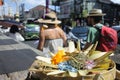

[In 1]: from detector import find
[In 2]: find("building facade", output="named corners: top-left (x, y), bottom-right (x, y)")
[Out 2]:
top-left (99, 0), bottom-right (120, 26)
top-left (58, 0), bottom-right (120, 26)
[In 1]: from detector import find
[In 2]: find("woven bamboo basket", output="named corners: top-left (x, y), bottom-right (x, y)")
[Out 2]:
top-left (29, 59), bottom-right (116, 80)
top-left (116, 69), bottom-right (120, 80)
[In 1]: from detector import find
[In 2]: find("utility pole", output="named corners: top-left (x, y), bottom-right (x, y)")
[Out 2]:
top-left (11, 0), bottom-right (19, 15)
top-left (11, 0), bottom-right (22, 21)
top-left (74, 0), bottom-right (76, 19)
top-left (46, 0), bottom-right (49, 13)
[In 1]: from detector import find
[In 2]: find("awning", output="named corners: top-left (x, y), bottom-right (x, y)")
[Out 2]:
top-left (110, 0), bottom-right (120, 5)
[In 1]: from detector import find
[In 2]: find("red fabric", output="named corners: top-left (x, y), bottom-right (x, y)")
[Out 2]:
top-left (0, 0), bottom-right (3, 6)
top-left (96, 26), bottom-right (118, 52)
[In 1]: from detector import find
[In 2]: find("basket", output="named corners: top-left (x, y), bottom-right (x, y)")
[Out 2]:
top-left (29, 59), bottom-right (116, 80)
top-left (116, 69), bottom-right (120, 80)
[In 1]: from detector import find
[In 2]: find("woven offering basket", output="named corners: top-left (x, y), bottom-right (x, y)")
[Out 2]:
top-left (116, 69), bottom-right (120, 80)
top-left (29, 59), bottom-right (116, 80)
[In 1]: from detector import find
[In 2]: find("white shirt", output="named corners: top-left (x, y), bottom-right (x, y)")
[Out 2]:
top-left (42, 39), bottom-right (63, 57)
top-left (6, 32), bottom-right (25, 41)
top-left (66, 32), bottom-right (78, 40)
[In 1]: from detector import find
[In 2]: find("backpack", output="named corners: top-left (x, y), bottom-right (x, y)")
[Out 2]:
top-left (96, 26), bottom-right (118, 52)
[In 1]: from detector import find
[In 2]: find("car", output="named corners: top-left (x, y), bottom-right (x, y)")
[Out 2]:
top-left (71, 26), bottom-right (89, 49)
top-left (21, 24), bottom-right (40, 40)
top-left (112, 25), bottom-right (120, 44)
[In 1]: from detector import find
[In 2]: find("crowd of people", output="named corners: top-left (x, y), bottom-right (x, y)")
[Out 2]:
top-left (0, 8), bottom-right (118, 57)
top-left (36, 8), bottom-right (118, 57)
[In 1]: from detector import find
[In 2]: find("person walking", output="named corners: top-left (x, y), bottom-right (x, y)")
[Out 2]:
top-left (83, 9), bottom-right (117, 52)
top-left (5, 25), bottom-right (25, 41)
top-left (65, 26), bottom-right (78, 40)
top-left (83, 9), bottom-right (106, 50)
top-left (37, 11), bottom-right (67, 57)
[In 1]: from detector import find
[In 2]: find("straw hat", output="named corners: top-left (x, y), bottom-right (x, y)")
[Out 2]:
top-left (38, 11), bottom-right (61, 24)
top-left (87, 9), bottom-right (106, 16)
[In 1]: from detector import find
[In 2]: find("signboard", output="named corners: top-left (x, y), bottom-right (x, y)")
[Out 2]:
top-left (58, 14), bottom-right (70, 19)
top-left (59, 0), bottom-right (74, 18)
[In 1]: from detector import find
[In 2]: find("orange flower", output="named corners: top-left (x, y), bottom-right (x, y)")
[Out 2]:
top-left (51, 50), bottom-right (67, 65)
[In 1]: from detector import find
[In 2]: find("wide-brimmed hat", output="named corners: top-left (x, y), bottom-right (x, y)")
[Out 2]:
top-left (38, 11), bottom-right (61, 24)
top-left (87, 9), bottom-right (106, 17)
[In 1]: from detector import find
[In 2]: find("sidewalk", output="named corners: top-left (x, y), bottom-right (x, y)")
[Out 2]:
top-left (0, 33), bottom-right (43, 80)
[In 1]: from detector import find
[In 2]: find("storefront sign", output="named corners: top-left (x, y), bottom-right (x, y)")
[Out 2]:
top-left (59, 0), bottom-right (74, 18)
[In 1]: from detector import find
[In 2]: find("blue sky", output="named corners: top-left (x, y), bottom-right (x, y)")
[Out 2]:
top-left (0, 0), bottom-right (58, 16)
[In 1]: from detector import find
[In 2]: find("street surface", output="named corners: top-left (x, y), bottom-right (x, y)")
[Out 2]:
top-left (23, 40), bottom-right (38, 49)
top-left (0, 34), bottom-right (41, 80)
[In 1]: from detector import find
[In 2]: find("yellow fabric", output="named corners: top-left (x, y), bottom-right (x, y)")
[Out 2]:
top-left (41, 26), bottom-right (46, 31)
top-left (41, 25), bottom-right (59, 31)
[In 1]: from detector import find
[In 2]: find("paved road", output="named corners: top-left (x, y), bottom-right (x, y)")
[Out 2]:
top-left (0, 34), bottom-right (41, 80)
top-left (23, 40), bottom-right (38, 49)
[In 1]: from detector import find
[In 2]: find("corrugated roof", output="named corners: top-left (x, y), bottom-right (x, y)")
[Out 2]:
top-left (110, 0), bottom-right (120, 5)
top-left (99, 0), bottom-right (120, 5)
